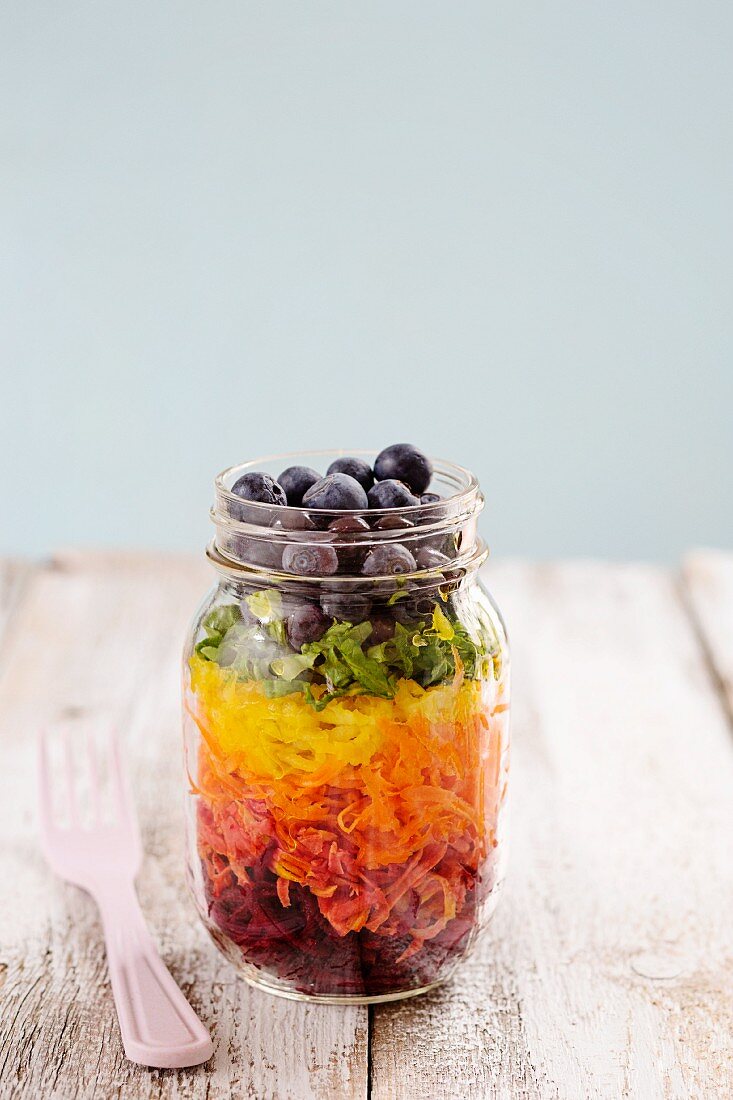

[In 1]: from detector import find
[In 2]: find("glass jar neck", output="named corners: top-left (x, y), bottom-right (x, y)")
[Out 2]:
top-left (209, 450), bottom-right (486, 585)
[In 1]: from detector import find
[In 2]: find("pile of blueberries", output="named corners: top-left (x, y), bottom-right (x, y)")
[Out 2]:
top-left (224, 443), bottom-right (455, 580)
top-left (231, 443), bottom-right (438, 511)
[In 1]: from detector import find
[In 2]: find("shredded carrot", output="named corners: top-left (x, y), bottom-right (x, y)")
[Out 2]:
top-left (276, 877), bottom-right (291, 908)
top-left (189, 653), bottom-right (509, 952)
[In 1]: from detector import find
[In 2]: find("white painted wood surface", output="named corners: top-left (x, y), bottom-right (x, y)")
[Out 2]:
top-left (682, 549), bottom-right (733, 719)
top-left (1, 552), bottom-right (732, 1099)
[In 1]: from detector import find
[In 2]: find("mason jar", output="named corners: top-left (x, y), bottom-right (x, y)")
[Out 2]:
top-left (182, 451), bottom-right (510, 1004)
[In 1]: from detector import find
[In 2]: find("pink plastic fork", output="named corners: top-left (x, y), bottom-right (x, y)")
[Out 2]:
top-left (37, 730), bottom-right (214, 1069)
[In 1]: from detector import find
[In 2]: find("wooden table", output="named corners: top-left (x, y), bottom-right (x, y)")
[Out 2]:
top-left (2, 551), bottom-right (732, 1099)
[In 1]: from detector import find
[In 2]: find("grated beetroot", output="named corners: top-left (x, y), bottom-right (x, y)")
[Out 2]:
top-left (198, 788), bottom-right (498, 1000)
top-left (200, 845), bottom-right (492, 997)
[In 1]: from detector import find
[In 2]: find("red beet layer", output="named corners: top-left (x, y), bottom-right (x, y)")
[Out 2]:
top-left (199, 842), bottom-right (495, 997)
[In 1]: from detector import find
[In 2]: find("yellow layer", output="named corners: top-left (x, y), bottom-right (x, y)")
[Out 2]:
top-left (188, 654), bottom-right (487, 782)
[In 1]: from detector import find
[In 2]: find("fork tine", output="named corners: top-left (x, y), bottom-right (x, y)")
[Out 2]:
top-left (108, 732), bottom-right (143, 863)
top-left (86, 731), bottom-right (102, 823)
top-left (62, 728), bottom-right (80, 826)
top-left (37, 729), bottom-right (54, 841)
top-left (109, 731), bottom-right (134, 826)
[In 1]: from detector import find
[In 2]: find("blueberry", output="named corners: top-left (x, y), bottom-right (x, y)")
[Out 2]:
top-left (286, 603), bottom-right (329, 649)
top-left (361, 543), bottom-right (416, 577)
top-left (328, 513), bottom-right (371, 572)
top-left (282, 543), bottom-right (339, 577)
top-left (420, 492), bottom-right (441, 505)
top-left (277, 465), bottom-right (321, 507)
top-left (271, 510), bottom-right (317, 532)
top-left (368, 611), bottom-right (397, 645)
top-left (392, 598), bottom-right (421, 627)
top-left (417, 530), bottom-right (455, 555)
top-left (302, 473), bottom-right (369, 511)
top-left (373, 514), bottom-right (414, 531)
top-left (374, 444), bottom-right (433, 495)
top-left (230, 471), bottom-right (287, 507)
top-left (367, 480), bottom-right (420, 510)
top-left (414, 547), bottom-right (451, 571)
top-left (320, 592), bottom-right (371, 624)
top-left (404, 591), bottom-right (440, 619)
top-left (328, 515), bottom-right (371, 535)
top-left (326, 457), bottom-right (374, 493)
top-left (225, 534), bottom-right (283, 570)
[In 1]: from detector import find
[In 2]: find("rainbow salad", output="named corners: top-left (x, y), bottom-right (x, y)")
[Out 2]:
top-left (185, 590), bottom-right (509, 998)
top-left (183, 443), bottom-right (510, 1000)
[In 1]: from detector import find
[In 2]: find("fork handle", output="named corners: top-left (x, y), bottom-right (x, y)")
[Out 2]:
top-left (96, 884), bottom-right (214, 1068)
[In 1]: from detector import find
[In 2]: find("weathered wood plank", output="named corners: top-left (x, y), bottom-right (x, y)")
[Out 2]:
top-left (0, 553), bottom-right (368, 1100)
top-left (370, 561), bottom-right (733, 1099)
top-left (681, 549), bottom-right (733, 720)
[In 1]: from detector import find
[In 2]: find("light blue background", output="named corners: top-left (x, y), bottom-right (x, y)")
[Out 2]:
top-left (2, 2), bottom-right (731, 560)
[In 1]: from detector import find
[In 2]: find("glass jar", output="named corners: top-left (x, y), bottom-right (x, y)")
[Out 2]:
top-left (182, 451), bottom-right (510, 1004)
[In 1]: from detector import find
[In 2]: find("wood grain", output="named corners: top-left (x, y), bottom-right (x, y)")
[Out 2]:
top-left (3, 552), bottom-right (733, 1099)
top-left (0, 553), bottom-right (367, 1100)
top-left (370, 560), bottom-right (733, 1099)
top-left (681, 549), bottom-right (733, 720)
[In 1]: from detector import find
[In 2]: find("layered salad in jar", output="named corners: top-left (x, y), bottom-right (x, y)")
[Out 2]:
top-left (183, 444), bottom-right (510, 1002)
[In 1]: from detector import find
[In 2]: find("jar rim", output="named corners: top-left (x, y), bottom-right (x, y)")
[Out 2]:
top-left (205, 537), bottom-right (490, 587)
top-left (211, 449), bottom-right (485, 582)
top-left (214, 449), bottom-right (481, 521)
